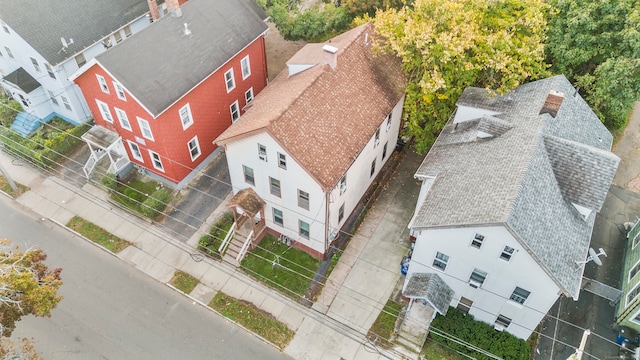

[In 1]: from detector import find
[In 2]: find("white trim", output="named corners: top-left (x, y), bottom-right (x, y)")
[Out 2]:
top-left (148, 150), bottom-right (164, 172)
top-left (114, 107), bottom-right (132, 131)
top-left (113, 81), bottom-right (127, 101)
top-left (629, 258), bottom-right (640, 282)
top-left (224, 68), bottom-right (236, 93)
top-left (95, 99), bottom-right (113, 123)
top-left (630, 307), bottom-right (640, 326)
top-left (245, 87), bottom-right (254, 105)
top-left (179, 103), bottom-right (194, 130)
top-left (188, 135), bottom-right (201, 161)
top-left (241, 55), bottom-right (251, 80)
top-left (627, 281), bottom-right (640, 308)
top-left (96, 74), bottom-right (109, 94)
top-left (137, 117), bottom-right (154, 141)
top-left (127, 140), bottom-right (143, 162)
top-left (230, 100), bottom-right (240, 123)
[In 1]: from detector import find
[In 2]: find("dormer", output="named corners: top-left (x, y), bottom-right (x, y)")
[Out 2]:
top-left (453, 105), bottom-right (501, 123)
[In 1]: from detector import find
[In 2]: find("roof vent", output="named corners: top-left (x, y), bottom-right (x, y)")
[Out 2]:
top-left (539, 90), bottom-right (565, 118)
top-left (322, 44), bottom-right (338, 69)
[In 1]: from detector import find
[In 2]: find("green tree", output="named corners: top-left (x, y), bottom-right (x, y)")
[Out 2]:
top-left (368, 0), bottom-right (549, 152)
top-left (0, 239), bottom-right (62, 337)
top-left (546, 0), bottom-right (640, 129)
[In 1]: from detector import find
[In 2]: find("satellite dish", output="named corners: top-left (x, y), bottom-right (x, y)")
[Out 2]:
top-left (61, 37), bottom-right (68, 48)
top-left (576, 247), bottom-right (607, 268)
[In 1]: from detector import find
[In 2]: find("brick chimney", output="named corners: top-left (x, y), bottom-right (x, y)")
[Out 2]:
top-left (322, 44), bottom-right (338, 69)
top-left (539, 90), bottom-right (565, 118)
top-left (166, 0), bottom-right (182, 17)
top-left (147, 0), bottom-right (160, 22)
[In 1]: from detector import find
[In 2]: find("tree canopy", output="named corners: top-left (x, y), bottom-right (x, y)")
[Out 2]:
top-left (546, 0), bottom-right (640, 129)
top-left (0, 239), bottom-right (62, 337)
top-left (367, 0), bottom-right (550, 152)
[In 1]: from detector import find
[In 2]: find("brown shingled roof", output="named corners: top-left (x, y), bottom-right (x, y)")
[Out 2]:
top-left (215, 23), bottom-right (406, 191)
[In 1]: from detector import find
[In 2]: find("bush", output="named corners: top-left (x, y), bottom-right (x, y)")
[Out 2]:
top-left (141, 189), bottom-right (170, 218)
top-left (100, 173), bottom-right (118, 191)
top-left (198, 212), bottom-right (235, 256)
top-left (0, 98), bottom-right (22, 128)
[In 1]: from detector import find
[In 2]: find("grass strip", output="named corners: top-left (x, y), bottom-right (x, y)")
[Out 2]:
top-left (0, 175), bottom-right (28, 197)
top-left (367, 299), bottom-right (402, 348)
top-left (169, 270), bottom-right (199, 294)
top-left (66, 216), bottom-right (131, 253)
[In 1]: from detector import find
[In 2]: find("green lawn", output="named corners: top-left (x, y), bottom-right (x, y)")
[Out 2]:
top-left (240, 234), bottom-right (321, 297)
top-left (209, 292), bottom-right (294, 349)
top-left (169, 270), bottom-right (199, 294)
top-left (367, 300), bottom-right (402, 348)
top-left (198, 212), bottom-right (234, 258)
top-left (66, 216), bottom-right (131, 253)
top-left (0, 175), bottom-right (28, 197)
top-left (423, 338), bottom-right (464, 360)
top-left (112, 179), bottom-right (158, 214)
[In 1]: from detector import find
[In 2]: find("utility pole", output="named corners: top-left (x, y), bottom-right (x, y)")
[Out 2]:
top-left (0, 162), bottom-right (18, 195)
top-left (566, 329), bottom-right (590, 360)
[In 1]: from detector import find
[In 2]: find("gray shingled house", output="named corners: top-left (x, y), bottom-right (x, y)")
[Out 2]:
top-left (404, 75), bottom-right (619, 341)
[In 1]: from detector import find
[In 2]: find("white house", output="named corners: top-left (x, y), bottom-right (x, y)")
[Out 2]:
top-left (0, 0), bottom-right (155, 135)
top-left (215, 23), bottom-right (406, 258)
top-left (404, 75), bottom-right (620, 340)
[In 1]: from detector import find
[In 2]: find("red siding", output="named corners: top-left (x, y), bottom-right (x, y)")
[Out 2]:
top-left (74, 36), bottom-right (268, 185)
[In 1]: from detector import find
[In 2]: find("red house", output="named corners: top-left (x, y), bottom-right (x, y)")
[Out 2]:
top-left (71, 0), bottom-right (269, 187)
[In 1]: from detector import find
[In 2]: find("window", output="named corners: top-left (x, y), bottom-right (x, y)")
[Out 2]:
top-left (245, 88), bottom-right (254, 105)
top-left (273, 208), bottom-right (283, 226)
top-left (469, 268), bottom-right (487, 288)
top-left (632, 309), bottom-right (640, 325)
top-left (1, 21), bottom-right (9, 34)
top-left (630, 260), bottom-right (640, 281)
top-left (230, 101), bottom-right (240, 122)
top-left (278, 152), bottom-right (287, 169)
top-left (224, 69), bottom-right (235, 92)
top-left (374, 127), bottom-right (380, 147)
top-left (179, 104), bottom-right (193, 129)
top-left (75, 53), bottom-right (86, 67)
top-left (47, 90), bottom-right (58, 106)
top-left (258, 144), bottom-right (267, 161)
top-left (457, 297), bottom-right (473, 314)
top-left (114, 82), bottom-right (126, 101)
top-left (500, 246), bottom-right (515, 261)
top-left (97, 75), bottom-right (109, 93)
top-left (4, 46), bottom-right (14, 59)
top-left (299, 220), bottom-right (310, 239)
top-left (127, 141), bottom-right (143, 162)
top-left (123, 25), bottom-right (132, 37)
top-left (634, 235), bottom-right (640, 250)
top-left (188, 136), bottom-right (201, 161)
top-left (114, 31), bottom-right (122, 43)
top-left (298, 190), bottom-right (309, 210)
top-left (386, 111), bottom-right (393, 130)
top-left (30, 57), bottom-right (40, 73)
top-left (96, 100), bottom-right (113, 123)
top-left (243, 165), bottom-right (255, 185)
top-left (114, 108), bottom-right (132, 131)
top-left (241, 56), bottom-right (251, 79)
top-left (338, 203), bottom-right (345, 222)
top-left (370, 159), bottom-right (376, 177)
top-left (45, 63), bottom-right (55, 79)
top-left (432, 252), bottom-right (449, 271)
top-left (269, 177), bottom-right (281, 197)
top-left (339, 175), bottom-right (347, 195)
top-left (137, 117), bottom-right (154, 141)
top-left (471, 233), bottom-right (484, 249)
top-left (382, 142), bottom-right (388, 160)
top-left (510, 287), bottom-right (531, 304)
top-left (149, 150), bottom-right (164, 172)
top-left (495, 315), bottom-right (512, 329)
top-left (61, 96), bottom-right (72, 111)
top-left (628, 283), bottom-right (640, 307)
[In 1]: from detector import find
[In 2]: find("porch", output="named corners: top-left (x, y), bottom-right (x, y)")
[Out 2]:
top-left (81, 126), bottom-right (131, 179)
top-left (218, 188), bottom-right (267, 264)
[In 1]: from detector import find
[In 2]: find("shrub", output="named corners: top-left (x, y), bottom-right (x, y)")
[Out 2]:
top-left (141, 189), bottom-right (170, 218)
top-left (0, 98), bottom-right (22, 128)
top-left (198, 212), bottom-right (234, 256)
top-left (100, 173), bottom-right (118, 191)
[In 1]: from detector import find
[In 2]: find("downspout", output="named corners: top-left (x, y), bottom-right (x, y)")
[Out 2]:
top-left (325, 191), bottom-right (330, 255)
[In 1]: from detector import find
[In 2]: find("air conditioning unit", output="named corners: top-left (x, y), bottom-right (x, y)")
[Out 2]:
top-left (469, 280), bottom-right (482, 289)
top-left (494, 324), bottom-right (505, 332)
top-left (258, 153), bottom-right (267, 161)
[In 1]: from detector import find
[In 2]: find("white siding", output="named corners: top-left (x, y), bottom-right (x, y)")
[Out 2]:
top-left (407, 225), bottom-right (560, 340)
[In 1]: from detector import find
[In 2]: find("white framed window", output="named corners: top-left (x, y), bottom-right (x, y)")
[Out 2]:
top-left (97, 75), bottom-right (109, 94)
top-left (631, 308), bottom-right (640, 326)
top-left (338, 203), bottom-right (345, 222)
top-left (386, 111), bottom-right (393, 130)
top-left (47, 90), bottom-right (58, 106)
top-left (127, 141), bottom-right (143, 162)
top-left (370, 159), bottom-right (376, 177)
top-left (382, 142), bottom-right (388, 160)
top-left (298, 190), bottom-right (309, 210)
top-left (114, 108), bottom-right (132, 131)
top-left (495, 314), bottom-right (512, 329)
top-left (188, 136), bottom-right (201, 161)
top-left (240, 56), bottom-right (251, 79)
top-left (224, 69), bottom-right (235, 92)
top-left (627, 282), bottom-right (640, 307)
top-left (4, 46), bottom-right (14, 59)
top-left (500, 245), bottom-right (515, 261)
top-left (270, 177), bottom-right (281, 197)
top-left (471, 233), bottom-right (484, 249)
top-left (230, 101), bottom-right (240, 122)
top-left (103, 37), bottom-right (113, 49)
top-left (374, 127), bottom-right (380, 147)
top-left (179, 104), bottom-right (193, 129)
top-left (137, 117), bottom-right (154, 141)
top-left (457, 297), bottom-right (473, 314)
top-left (469, 268), bottom-right (487, 288)
top-left (509, 287), bottom-right (531, 304)
top-left (1, 21), bottom-right (9, 34)
top-left (339, 175), bottom-right (347, 195)
top-left (75, 53), bottom-right (86, 67)
top-left (630, 259), bottom-right (640, 282)
top-left (113, 82), bottom-right (126, 101)
top-left (45, 63), bottom-right (55, 79)
top-left (149, 150), bottom-right (164, 172)
top-left (243, 165), bottom-right (255, 185)
top-left (96, 100), bottom-right (113, 123)
top-left (278, 152), bottom-right (287, 169)
top-left (30, 57), bottom-right (41, 73)
top-left (273, 208), bottom-right (283, 226)
top-left (299, 220), bottom-right (310, 239)
top-left (124, 25), bottom-right (132, 37)
top-left (245, 87), bottom-right (254, 105)
top-left (258, 144), bottom-right (267, 161)
top-left (633, 234), bottom-right (640, 250)
top-left (114, 31), bottom-right (122, 43)
top-left (61, 96), bottom-right (72, 111)
top-left (432, 251), bottom-right (449, 271)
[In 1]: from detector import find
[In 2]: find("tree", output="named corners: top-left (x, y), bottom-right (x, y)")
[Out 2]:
top-left (0, 239), bottom-right (62, 337)
top-left (367, 0), bottom-right (550, 152)
top-left (546, 0), bottom-right (640, 129)
top-left (0, 338), bottom-right (42, 360)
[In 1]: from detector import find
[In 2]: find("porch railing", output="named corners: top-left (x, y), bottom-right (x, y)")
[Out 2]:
top-left (236, 230), bottom-right (254, 262)
top-left (218, 221), bottom-right (236, 256)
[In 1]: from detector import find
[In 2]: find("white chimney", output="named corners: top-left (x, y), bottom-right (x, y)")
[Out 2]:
top-left (322, 44), bottom-right (338, 69)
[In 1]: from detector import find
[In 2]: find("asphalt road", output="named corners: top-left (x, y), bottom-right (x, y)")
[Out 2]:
top-left (0, 196), bottom-right (290, 360)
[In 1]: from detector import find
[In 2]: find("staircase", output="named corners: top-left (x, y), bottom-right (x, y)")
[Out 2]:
top-left (223, 232), bottom-right (248, 265)
top-left (11, 111), bottom-right (42, 136)
top-left (395, 302), bottom-right (434, 353)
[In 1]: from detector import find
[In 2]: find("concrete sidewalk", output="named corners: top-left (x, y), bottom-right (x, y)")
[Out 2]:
top-left (0, 148), bottom-right (420, 360)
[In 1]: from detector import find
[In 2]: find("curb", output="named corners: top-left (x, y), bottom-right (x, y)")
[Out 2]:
top-left (46, 217), bottom-right (120, 258)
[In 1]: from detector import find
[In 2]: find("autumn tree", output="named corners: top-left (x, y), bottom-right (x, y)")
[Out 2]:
top-left (0, 338), bottom-right (42, 360)
top-left (0, 239), bottom-right (62, 337)
top-left (367, 0), bottom-right (550, 152)
top-left (545, 0), bottom-right (640, 129)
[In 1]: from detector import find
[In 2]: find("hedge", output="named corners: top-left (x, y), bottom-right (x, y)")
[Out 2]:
top-left (141, 189), bottom-right (170, 218)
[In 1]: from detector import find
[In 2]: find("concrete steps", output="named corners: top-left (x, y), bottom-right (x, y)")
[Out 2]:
top-left (10, 111), bottom-right (42, 136)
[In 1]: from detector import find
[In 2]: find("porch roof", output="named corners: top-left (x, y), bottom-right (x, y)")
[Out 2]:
top-left (227, 187), bottom-right (265, 218)
top-left (81, 126), bottom-right (120, 149)
top-left (3, 67), bottom-right (41, 93)
top-left (404, 273), bottom-right (454, 315)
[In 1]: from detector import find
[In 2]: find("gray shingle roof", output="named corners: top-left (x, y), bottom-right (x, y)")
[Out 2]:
top-left (0, 0), bottom-right (150, 66)
top-left (95, 0), bottom-right (268, 117)
top-left (412, 75), bottom-right (620, 299)
top-left (403, 273), bottom-right (454, 315)
top-left (3, 67), bottom-right (41, 93)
